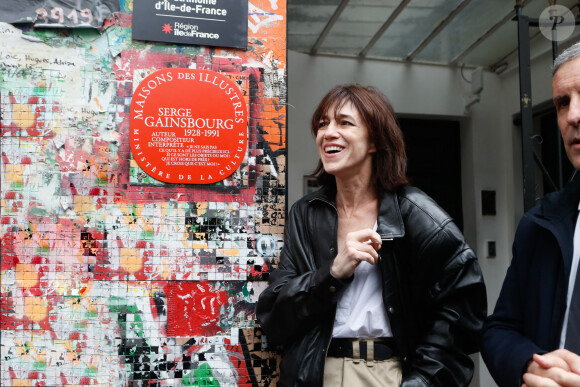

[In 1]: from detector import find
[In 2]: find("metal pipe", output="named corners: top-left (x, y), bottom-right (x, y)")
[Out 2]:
top-left (451, 0), bottom-right (532, 65)
top-left (406, 0), bottom-right (472, 61)
top-left (359, 0), bottom-right (411, 57)
top-left (310, 0), bottom-right (350, 55)
top-left (516, 8), bottom-right (538, 210)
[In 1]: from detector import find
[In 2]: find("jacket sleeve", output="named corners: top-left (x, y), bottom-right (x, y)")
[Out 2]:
top-left (480, 219), bottom-right (545, 387)
top-left (400, 214), bottom-right (487, 387)
top-left (255, 201), bottom-right (349, 346)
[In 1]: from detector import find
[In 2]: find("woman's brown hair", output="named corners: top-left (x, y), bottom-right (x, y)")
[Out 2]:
top-left (310, 84), bottom-right (409, 191)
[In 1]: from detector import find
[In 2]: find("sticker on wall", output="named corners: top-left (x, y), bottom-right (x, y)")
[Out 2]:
top-left (256, 235), bottom-right (277, 257)
top-left (0, 0), bottom-right (120, 28)
top-left (130, 68), bottom-right (248, 184)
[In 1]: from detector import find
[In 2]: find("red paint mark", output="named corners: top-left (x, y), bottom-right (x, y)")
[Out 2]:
top-left (0, 233), bottom-right (18, 270)
top-left (136, 240), bottom-right (149, 249)
top-left (31, 256), bottom-right (43, 264)
top-left (165, 281), bottom-right (228, 336)
top-left (60, 175), bottom-right (78, 195)
top-left (94, 240), bottom-right (149, 281)
top-left (2, 95), bottom-right (57, 137)
top-left (185, 344), bottom-right (204, 354)
top-left (1, 216), bottom-right (15, 224)
top-left (226, 344), bottom-right (253, 385)
top-left (103, 11), bottom-right (131, 29)
top-left (27, 287), bottom-right (44, 297)
top-left (69, 331), bottom-right (81, 340)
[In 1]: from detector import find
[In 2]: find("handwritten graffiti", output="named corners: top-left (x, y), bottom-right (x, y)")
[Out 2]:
top-left (248, 3), bottom-right (284, 34)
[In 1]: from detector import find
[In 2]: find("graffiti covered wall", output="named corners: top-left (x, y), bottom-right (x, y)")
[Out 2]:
top-left (0, 1), bottom-right (285, 385)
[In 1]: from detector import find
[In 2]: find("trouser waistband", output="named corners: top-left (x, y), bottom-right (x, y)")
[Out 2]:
top-left (327, 338), bottom-right (398, 361)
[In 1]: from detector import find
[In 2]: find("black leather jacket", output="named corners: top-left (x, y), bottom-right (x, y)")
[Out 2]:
top-left (256, 185), bottom-right (487, 386)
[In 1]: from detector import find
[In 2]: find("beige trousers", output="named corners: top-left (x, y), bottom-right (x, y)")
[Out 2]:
top-left (323, 356), bottom-right (403, 387)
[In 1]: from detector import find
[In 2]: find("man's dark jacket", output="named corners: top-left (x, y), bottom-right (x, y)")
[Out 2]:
top-left (256, 185), bottom-right (487, 386)
top-left (481, 174), bottom-right (580, 387)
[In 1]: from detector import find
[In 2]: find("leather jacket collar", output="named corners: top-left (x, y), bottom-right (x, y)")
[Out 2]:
top-left (307, 184), bottom-right (405, 240)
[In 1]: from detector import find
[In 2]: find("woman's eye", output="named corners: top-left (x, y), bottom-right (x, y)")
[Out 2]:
top-left (341, 120), bottom-right (353, 126)
top-left (318, 121), bottom-right (328, 128)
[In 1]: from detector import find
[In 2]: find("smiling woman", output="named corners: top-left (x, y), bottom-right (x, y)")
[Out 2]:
top-left (256, 84), bottom-right (487, 387)
top-left (310, 85), bottom-right (408, 192)
top-left (314, 100), bottom-right (375, 182)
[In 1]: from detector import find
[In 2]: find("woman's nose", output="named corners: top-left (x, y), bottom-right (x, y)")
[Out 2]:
top-left (323, 122), bottom-right (339, 138)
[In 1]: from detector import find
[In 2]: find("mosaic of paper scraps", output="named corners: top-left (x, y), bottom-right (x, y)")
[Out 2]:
top-left (1, 1), bottom-right (285, 385)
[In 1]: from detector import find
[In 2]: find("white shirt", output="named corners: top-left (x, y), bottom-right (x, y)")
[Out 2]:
top-left (332, 222), bottom-right (393, 338)
top-left (559, 202), bottom-right (580, 348)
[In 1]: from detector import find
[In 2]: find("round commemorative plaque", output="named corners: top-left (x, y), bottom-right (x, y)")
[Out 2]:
top-left (130, 68), bottom-right (247, 184)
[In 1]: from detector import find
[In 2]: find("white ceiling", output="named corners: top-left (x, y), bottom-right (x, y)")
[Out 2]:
top-left (287, 0), bottom-right (580, 71)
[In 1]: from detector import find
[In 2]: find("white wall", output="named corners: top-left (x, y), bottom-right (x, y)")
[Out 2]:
top-left (287, 38), bottom-right (568, 385)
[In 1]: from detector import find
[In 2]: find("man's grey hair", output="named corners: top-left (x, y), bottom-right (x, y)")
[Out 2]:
top-left (553, 41), bottom-right (580, 75)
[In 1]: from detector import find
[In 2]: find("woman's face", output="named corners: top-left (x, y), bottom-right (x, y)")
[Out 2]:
top-left (315, 100), bottom-right (376, 180)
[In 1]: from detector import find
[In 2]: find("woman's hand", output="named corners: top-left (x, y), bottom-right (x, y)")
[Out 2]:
top-left (330, 228), bottom-right (382, 279)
